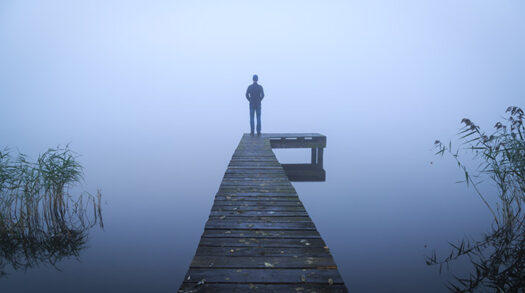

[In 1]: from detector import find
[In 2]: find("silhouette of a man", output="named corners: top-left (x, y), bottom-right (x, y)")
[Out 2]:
top-left (245, 74), bottom-right (264, 135)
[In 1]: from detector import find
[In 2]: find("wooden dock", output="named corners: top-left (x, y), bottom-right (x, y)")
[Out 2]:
top-left (178, 134), bottom-right (347, 293)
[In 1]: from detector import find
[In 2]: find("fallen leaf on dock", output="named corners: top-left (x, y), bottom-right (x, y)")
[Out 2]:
top-left (306, 258), bottom-right (314, 265)
top-left (328, 278), bottom-right (334, 285)
top-left (264, 262), bottom-right (274, 268)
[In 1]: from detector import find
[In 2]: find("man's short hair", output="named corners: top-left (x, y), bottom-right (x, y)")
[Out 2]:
top-left (253, 74), bottom-right (258, 82)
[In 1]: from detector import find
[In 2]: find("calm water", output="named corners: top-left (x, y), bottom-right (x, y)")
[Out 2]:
top-left (0, 123), bottom-right (499, 292)
top-left (1, 1), bottom-right (523, 292)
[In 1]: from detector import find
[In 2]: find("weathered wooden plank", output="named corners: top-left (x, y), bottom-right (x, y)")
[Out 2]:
top-left (215, 194), bottom-right (298, 202)
top-left (201, 229), bottom-right (321, 239)
top-left (224, 169), bottom-right (285, 172)
top-left (217, 190), bottom-right (296, 194)
top-left (230, 157), bottom-right (272, 160)
top-left (221, 177), bottom-right (290, 181)
top-left (223, 174), bottom-right (288, 178)
top-left (182, 268), bottom-right (343, 284)
top-left (226, 166), bottom-right (283, 170)
top-left (197, 237), bottom-right (326, 248)
top-left (218, 186), bottom-right (296, 191)
top-left (219, 184), bottom-right (293, 189)
top-left (217, 190), bottom-right (297, 194)
top-left (208, 216), bottom-right (313, 222)
top-left (263, 133), bottom-right (324, 138)
top-left (204, 221), bottom-right (316, 230)
top-left (178, 283), bottom-right (348, 293)
top-left (215, 196), bottom-right (299, 201)
top-left (212, 201), bottom-right (303, 206)
top-left (210, 210), bottom-right (309, 217)
top-left (220, 180), bottom-right (291, 185)
top-left (211, 205), bottom-right (306, 211)
top-left (190, 256), bottom-right (336, 269)
top-left (195, 246), bottom-right (331, 257)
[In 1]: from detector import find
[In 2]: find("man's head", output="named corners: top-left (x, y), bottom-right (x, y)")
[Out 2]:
top-left (252, 74), bottom-right (258, 82)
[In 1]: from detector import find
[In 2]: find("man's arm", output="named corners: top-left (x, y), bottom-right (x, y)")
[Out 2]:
top-left (260, 86), bottom-right (264, 100)
top-left (245, 86), bottom-right (251, 101)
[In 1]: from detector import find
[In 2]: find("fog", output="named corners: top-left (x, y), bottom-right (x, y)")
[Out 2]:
top-left (1, 1), bottom-right (524, 292)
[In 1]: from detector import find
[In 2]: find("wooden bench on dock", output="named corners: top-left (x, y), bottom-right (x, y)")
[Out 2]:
top-left (178, 133), bottom-right (347, 293)
top-left (267, 133), bottom-right (326, 182)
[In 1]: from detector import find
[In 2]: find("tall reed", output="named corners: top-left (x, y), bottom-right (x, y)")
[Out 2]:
top-left (429, 107), bottom-right (524, 292)
top-left (0, 146), bottom-right (103, 276)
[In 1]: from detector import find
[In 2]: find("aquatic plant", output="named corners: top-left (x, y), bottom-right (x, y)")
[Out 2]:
top-left (0, 146), bottom-right (103, 276)
top-left (428, 107), bottom-right (524, 292)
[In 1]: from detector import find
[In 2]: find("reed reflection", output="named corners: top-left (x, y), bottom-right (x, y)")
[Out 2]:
top-left (0, 147), bottom-right (103, 277)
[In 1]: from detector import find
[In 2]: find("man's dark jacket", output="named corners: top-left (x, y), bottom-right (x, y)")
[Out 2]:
top-left (246, 83), bottom-right (264, 105)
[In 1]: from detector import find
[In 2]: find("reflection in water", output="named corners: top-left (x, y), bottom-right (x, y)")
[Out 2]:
top-left (281, 163), bottom-right (326, 182)
top-left (0, 147), bottom-right (103, 277)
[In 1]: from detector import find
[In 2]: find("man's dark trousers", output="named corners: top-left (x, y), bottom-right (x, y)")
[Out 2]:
top-left (250, 103), bottom-right (261, 134)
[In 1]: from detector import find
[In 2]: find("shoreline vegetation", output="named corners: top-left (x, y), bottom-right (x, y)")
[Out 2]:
top-left (429, 107), bottom-right (524, 292)
top-left (0, 146), bottom-right (103, 277)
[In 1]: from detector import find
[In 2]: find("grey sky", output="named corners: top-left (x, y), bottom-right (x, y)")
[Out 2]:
top-left (2, 1), bottom-right (524, 144)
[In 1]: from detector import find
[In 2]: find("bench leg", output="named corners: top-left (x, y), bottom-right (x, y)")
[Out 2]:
top-left (311, 148), bottom-right (317, 165)
top-left (317, 148), bottom-right (323, 168)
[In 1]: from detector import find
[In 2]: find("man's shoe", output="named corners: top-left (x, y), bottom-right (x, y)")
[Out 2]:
top-left (257, 132), bottom-right (261, 136)
top-left (250, 132), bottom-right (254, 136)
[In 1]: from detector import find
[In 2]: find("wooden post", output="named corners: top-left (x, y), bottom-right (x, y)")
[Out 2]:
top-left (311, 148), bottom-right (317, 165)
top-left (318, 148), bottom-right (324, 168)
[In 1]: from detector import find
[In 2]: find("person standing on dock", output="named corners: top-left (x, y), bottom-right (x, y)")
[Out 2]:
top-left (245, 74), bottom-right (264, 135)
